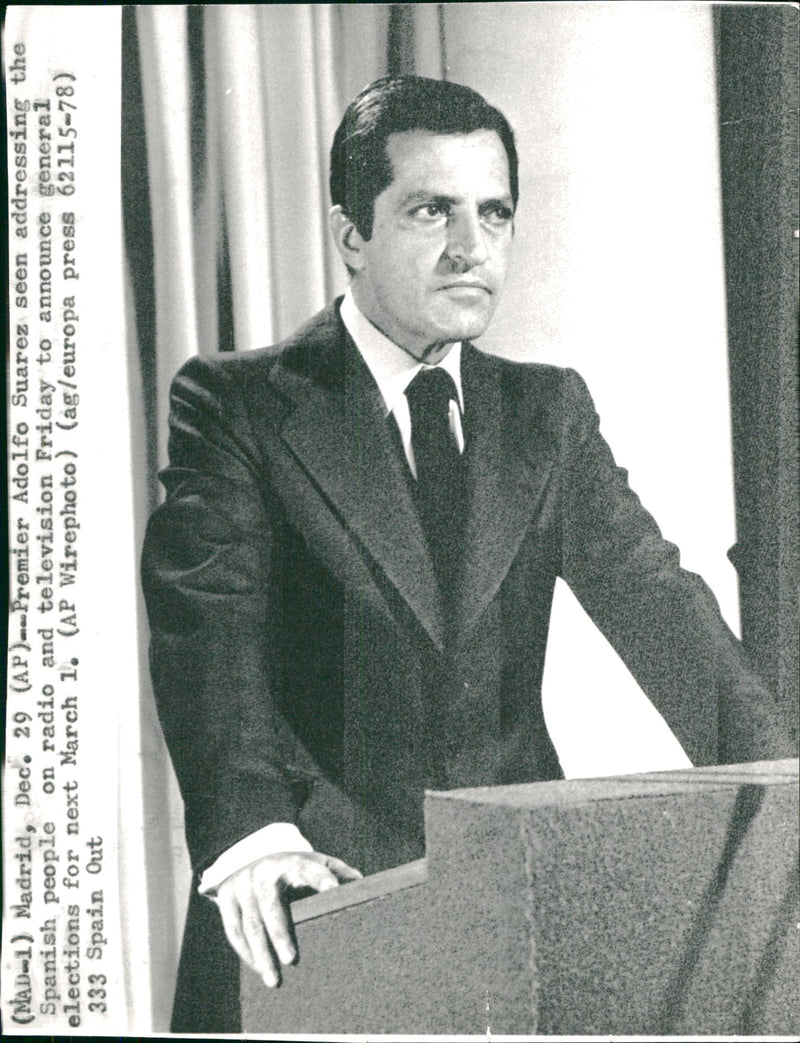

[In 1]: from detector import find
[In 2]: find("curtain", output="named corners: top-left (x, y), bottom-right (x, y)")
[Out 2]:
top-left (715, 4), bottom-right (799, 742)
top-left (122, 3), bottom-right (760, 1029)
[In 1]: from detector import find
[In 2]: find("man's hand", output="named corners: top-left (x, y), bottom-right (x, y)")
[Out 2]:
top-left (214, 851), bottom-right (362, 988)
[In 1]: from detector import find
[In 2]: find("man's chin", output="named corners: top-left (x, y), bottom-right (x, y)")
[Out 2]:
top-left (432, 303), bottom-right (496, 344)
top-left (441, 317), bottom-right (493, 344)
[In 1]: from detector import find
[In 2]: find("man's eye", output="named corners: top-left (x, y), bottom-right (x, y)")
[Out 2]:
top-left (411, 203), bottom-right (449, 221)
top-left (482, 204), bottom-right (513, 226)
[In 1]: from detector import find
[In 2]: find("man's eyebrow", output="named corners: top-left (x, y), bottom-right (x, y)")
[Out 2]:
top-left (398, 191), bottom-right (514, 208)
top-left (479, 195), bottom-right (515, 210)
top-left (399, 191), bottom-right (460, 207)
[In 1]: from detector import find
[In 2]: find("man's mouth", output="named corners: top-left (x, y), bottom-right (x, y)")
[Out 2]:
top-left (439, 281), bottom-right (492, 294)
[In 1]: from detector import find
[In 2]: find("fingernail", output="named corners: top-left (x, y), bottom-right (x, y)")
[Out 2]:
top-left (261, 967), bottom-right (279, 988)
top-left (278, 945), bottom-right (296, 966)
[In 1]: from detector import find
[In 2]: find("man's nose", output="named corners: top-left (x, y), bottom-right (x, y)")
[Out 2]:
top-left (445, 210), bottom-right (489, 268)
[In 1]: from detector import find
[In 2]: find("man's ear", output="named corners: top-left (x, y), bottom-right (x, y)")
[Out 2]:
top-left (329, 205), bottom-right (367, 273)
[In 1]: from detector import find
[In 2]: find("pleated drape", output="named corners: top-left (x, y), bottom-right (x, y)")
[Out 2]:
top-left (135, 8), bottom-right (202, 470)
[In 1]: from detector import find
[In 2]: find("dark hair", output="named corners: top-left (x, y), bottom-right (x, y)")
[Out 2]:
top-left (330, 75), bottom-right (519, 240)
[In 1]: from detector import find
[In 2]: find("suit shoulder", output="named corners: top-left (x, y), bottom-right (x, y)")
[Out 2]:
top-left (467, 351), bottom-right (598, 456)
top-left (173, 302), bottom-right (342, 393)
top-left (478, 351), bottom-right (593, 406)
top-left (174, 345), bottom-right (279, 390)
top-left (491, 353), bottom-right (582, 382)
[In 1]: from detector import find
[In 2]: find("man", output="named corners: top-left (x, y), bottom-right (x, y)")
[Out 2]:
top-left (141, 75), bottom-right (792, 1032)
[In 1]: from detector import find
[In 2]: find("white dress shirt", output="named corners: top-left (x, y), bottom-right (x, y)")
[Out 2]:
top-left (340, 289), bottom-right (465, 475)
top-left (199, 289), bottom-right (466, 896)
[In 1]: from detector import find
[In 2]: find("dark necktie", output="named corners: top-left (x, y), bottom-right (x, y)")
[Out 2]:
top-left (405, 367), bottom-right (467, 608)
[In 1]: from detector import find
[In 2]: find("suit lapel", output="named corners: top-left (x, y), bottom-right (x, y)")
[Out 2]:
top-left (272, 309), bottom-right (445, 651)
top-left (455, 346), bottom-right (557, 640)
top-left (268, 307), bottom-right (558, 653)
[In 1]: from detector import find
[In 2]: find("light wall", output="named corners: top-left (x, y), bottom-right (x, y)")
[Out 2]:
top-left (445, 3), bottom-right (735, 775)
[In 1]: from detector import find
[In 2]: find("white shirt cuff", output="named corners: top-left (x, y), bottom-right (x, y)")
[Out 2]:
top-left (198, 823), bottom-right (313, 896)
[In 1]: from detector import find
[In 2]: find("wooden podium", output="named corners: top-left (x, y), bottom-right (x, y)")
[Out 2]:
top-left (241, 759), bottom-right (798, 1035)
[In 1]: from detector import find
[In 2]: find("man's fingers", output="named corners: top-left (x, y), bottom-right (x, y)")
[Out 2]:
top-left (217, 874), bottom-right (282, 987)
top-left (215, 887), bottom-right (253, 967)
top-left (277, 852), bottom-right (362, 892)
top-left (255, 853), bottom-right (363, 968)
top-left (212, 851), bottom-right (364, 989)
top-left (239, 888), bottom-right (281, 987)
top-left (323, 855), bottom-right (363, 883)
top-left (255, 881), bottom-right (296, 968)
top-left (279, 853), bottom-right (342, 894)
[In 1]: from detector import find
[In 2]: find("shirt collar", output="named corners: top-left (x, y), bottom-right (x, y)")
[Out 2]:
top-left (340, 288), bottom-right (464, 418)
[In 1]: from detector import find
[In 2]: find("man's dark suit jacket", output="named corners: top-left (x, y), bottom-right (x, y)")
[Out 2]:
top-left (141, 301), bottom-right (791, 1032)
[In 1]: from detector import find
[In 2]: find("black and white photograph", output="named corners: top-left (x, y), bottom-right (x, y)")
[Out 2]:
top-left (3, 3), bottom-right (798, 1037)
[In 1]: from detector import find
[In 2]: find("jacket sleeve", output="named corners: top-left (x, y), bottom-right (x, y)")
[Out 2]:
top-left (557, 368), bottom-right (795, 767)
top-left (141, 354), bottom-right (315, 874)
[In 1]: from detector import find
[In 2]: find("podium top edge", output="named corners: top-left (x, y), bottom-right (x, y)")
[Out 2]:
top-left (425, 758), bottom-right (799, 811)
top-left (290, 857), bottom-right (428, 926)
